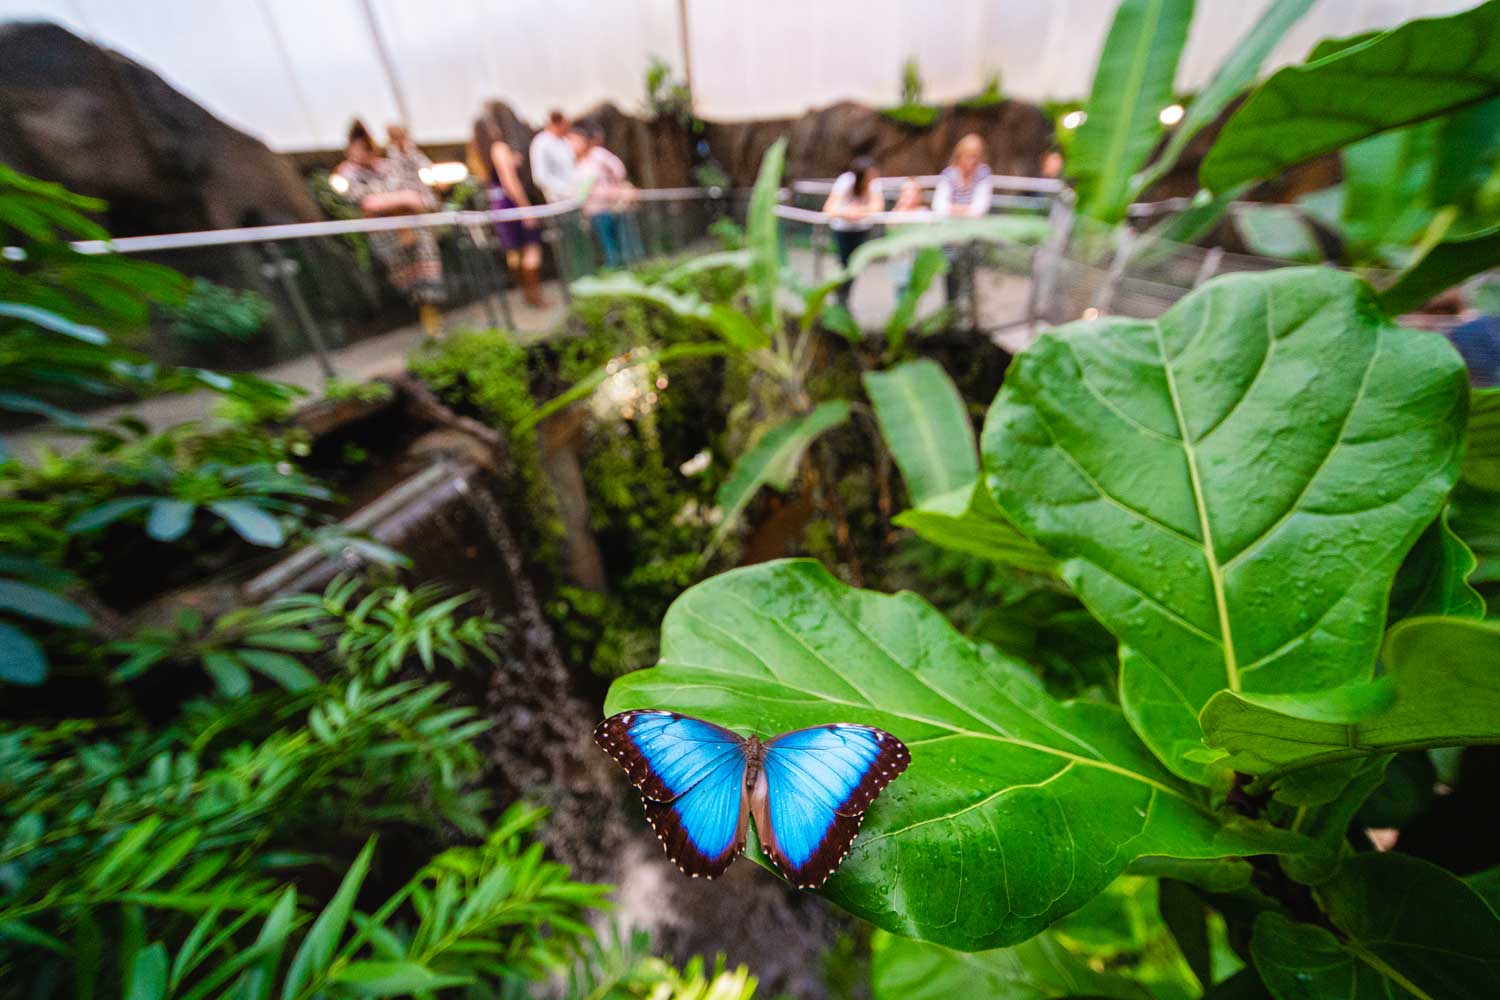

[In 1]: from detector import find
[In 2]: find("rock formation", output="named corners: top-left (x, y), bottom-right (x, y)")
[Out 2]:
top-left (0, 21), bottom-right (320, 236)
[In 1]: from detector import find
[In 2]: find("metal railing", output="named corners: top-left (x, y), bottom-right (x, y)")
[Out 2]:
top-left (48, 174), bottom-right (1422, 386)
top-left (54, 190), bottom-right (746, 382)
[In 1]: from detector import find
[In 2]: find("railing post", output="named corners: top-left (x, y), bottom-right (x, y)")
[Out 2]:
top-left (812, 222), bottom-right (827, 283)
top-left (1028, 191), bottom-right (1074, 327)
top-left (261, 241), bottom-right (336, 379)
top-left (546, 215), bottom-right (574, 306)
top-left (965, 240), bottom-right (980, 331)
top-left (457, 224), bottom-right (501, 331)
top-left (1092, 225), bottom-right (1136, 317)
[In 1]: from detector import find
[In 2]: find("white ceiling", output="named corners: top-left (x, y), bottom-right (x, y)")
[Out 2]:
top-left (0, 0), bottom-right (1477, 152)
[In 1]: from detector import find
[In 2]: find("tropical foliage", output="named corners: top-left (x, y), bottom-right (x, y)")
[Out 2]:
top-left (10, 2), bottom-right (1500, 997)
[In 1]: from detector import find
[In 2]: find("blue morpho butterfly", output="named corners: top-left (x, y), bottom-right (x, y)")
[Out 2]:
top-left (595, 710), bottom-right (910, 889)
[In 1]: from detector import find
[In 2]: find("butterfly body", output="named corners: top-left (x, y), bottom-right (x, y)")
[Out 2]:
top-left (595, 710), bottom-right (909, 889)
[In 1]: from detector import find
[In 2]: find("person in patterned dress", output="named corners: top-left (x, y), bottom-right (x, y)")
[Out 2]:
top-left (333, 121), bottom-right (446, 336)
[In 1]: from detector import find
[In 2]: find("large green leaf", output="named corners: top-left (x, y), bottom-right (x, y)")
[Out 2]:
top-left (0, 622), bottom-right (47, 685)
top-left (983, 268), bottom-right (1467, 780)
top-left (1129, 0), bottom-right (1317, 201)
top-left (604, 560), bottom-right (1310, 950)
top-left (0, 578), bottom-right (90, 627)
top-left (864, 360), bottom-right (976, 509)
top-left (892, 480), bottom-right (1059, 577)
top-left (1339, 123), bottom-right (1440, 262)
top-left (1202, 1), bottom-right (1500, 191)
top-left (846, 217), bottom-right (1051, 275)
top-left (1230, 205), bottom-right (1323, 263)
top-left (0, 301), bottom-right (109, 343)
top-left (1200, 617), bottom-right (1500, 784)
top-left (870, 929), bottom-right (1148, 1000)
top-left (571, 272), bottom-right (770, 350)
top-left (1379, 221), bottom-right (1500, 315)
top-left (1068, 0), bottom-right (1195, 222)
top-left (210, 500), bottom-right (284, 548)
top-left (1432, 98), bottom-right (1500, 208)
top-left (747, 138), bottom-right (787, 330)
top-left (706, 402), bottom-right (850, 556)
top-left (1253, 853), bottom-right (1500, 998)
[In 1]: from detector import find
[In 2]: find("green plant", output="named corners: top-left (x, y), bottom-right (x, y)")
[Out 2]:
top-left (645, 54), bottom-right (695, 128)
top-left (108, 602), bottom-right (322, 696)
top-left (564, 142), bottom-right (1045, 568)
top-left (408, 327), bottom-right (565, 560)
top-left (603, 261), bottom-right (1500, 996)
top-left (162, 279), bottom-right (272, 346)
top-left (707, 215), bottom-right (745, 249)
top-left (274, 574), bottom-right (502, 683)
top-left (956, 73), bottom-right (1004, 109)
top-left (0, 554), bottom-right (91, 686)
top-left (1188, 1), bottom-right (1500, 306)
top-left (321, 376), bottom-right (393, 405)
top-left (65, 458), bottom-right (332, 549)
top-left (1067, 0), bottom-right (1316, 225)
top-left (900, 57), bottom-right (924, 107)
top-left (2, 803), bottom-right (607, 1000)
top-left (568, 929), bottom-right (759, 1000)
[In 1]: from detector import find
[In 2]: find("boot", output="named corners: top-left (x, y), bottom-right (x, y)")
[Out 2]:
top-left (419, 303), bottom-right (443, 338)
top-left (521, 265), bottom-right (548, 309)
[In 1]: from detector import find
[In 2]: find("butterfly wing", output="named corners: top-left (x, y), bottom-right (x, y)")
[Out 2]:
top-left (594, 710), bottom-right (749, 878)
top-left (756, 724), bottom-right (910, 889)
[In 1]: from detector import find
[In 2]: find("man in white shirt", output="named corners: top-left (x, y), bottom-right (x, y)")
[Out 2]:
top-left (529, 110), bottom-right (578, 203)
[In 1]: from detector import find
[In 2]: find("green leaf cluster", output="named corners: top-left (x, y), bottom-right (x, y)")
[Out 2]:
top-left (607, 259), bottom-right (1500, 996)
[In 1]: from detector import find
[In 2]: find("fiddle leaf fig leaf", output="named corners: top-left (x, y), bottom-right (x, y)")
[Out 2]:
top-left (1202, 0), bottom-right (1500, 192)
top-left (1253, 853), bottom-right (1500, 998)
top-left (983, 268), bottom-right (1467, 780)
top-left (1200, 617), bottom-right (1500, 785)
top-left (870, 929), bottom-right (1149, 1000)
top-left (605, 560), bottom-right (1312, 951)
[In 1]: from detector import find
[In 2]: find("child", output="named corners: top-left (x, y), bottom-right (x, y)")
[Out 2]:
top-left (888, 178), bottom-right (926, 301)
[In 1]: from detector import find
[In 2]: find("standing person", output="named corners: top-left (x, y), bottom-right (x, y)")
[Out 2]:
top-left (530, 109), bottom-right (592, 277)
top-left (334, 120), bottom-right (446, 337)
top-left (931, 134), bottom-right (994, 314)
top-left (529, 110), bottom-right (578, 203)
top-left (477, 122), bottom-right (548, 307)
top-left (384, 124), bottom-right (439, 210)
top-left (574, 123), bottom-right (639, 269)
top-left (822, 156), bottom-right (884, 306)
